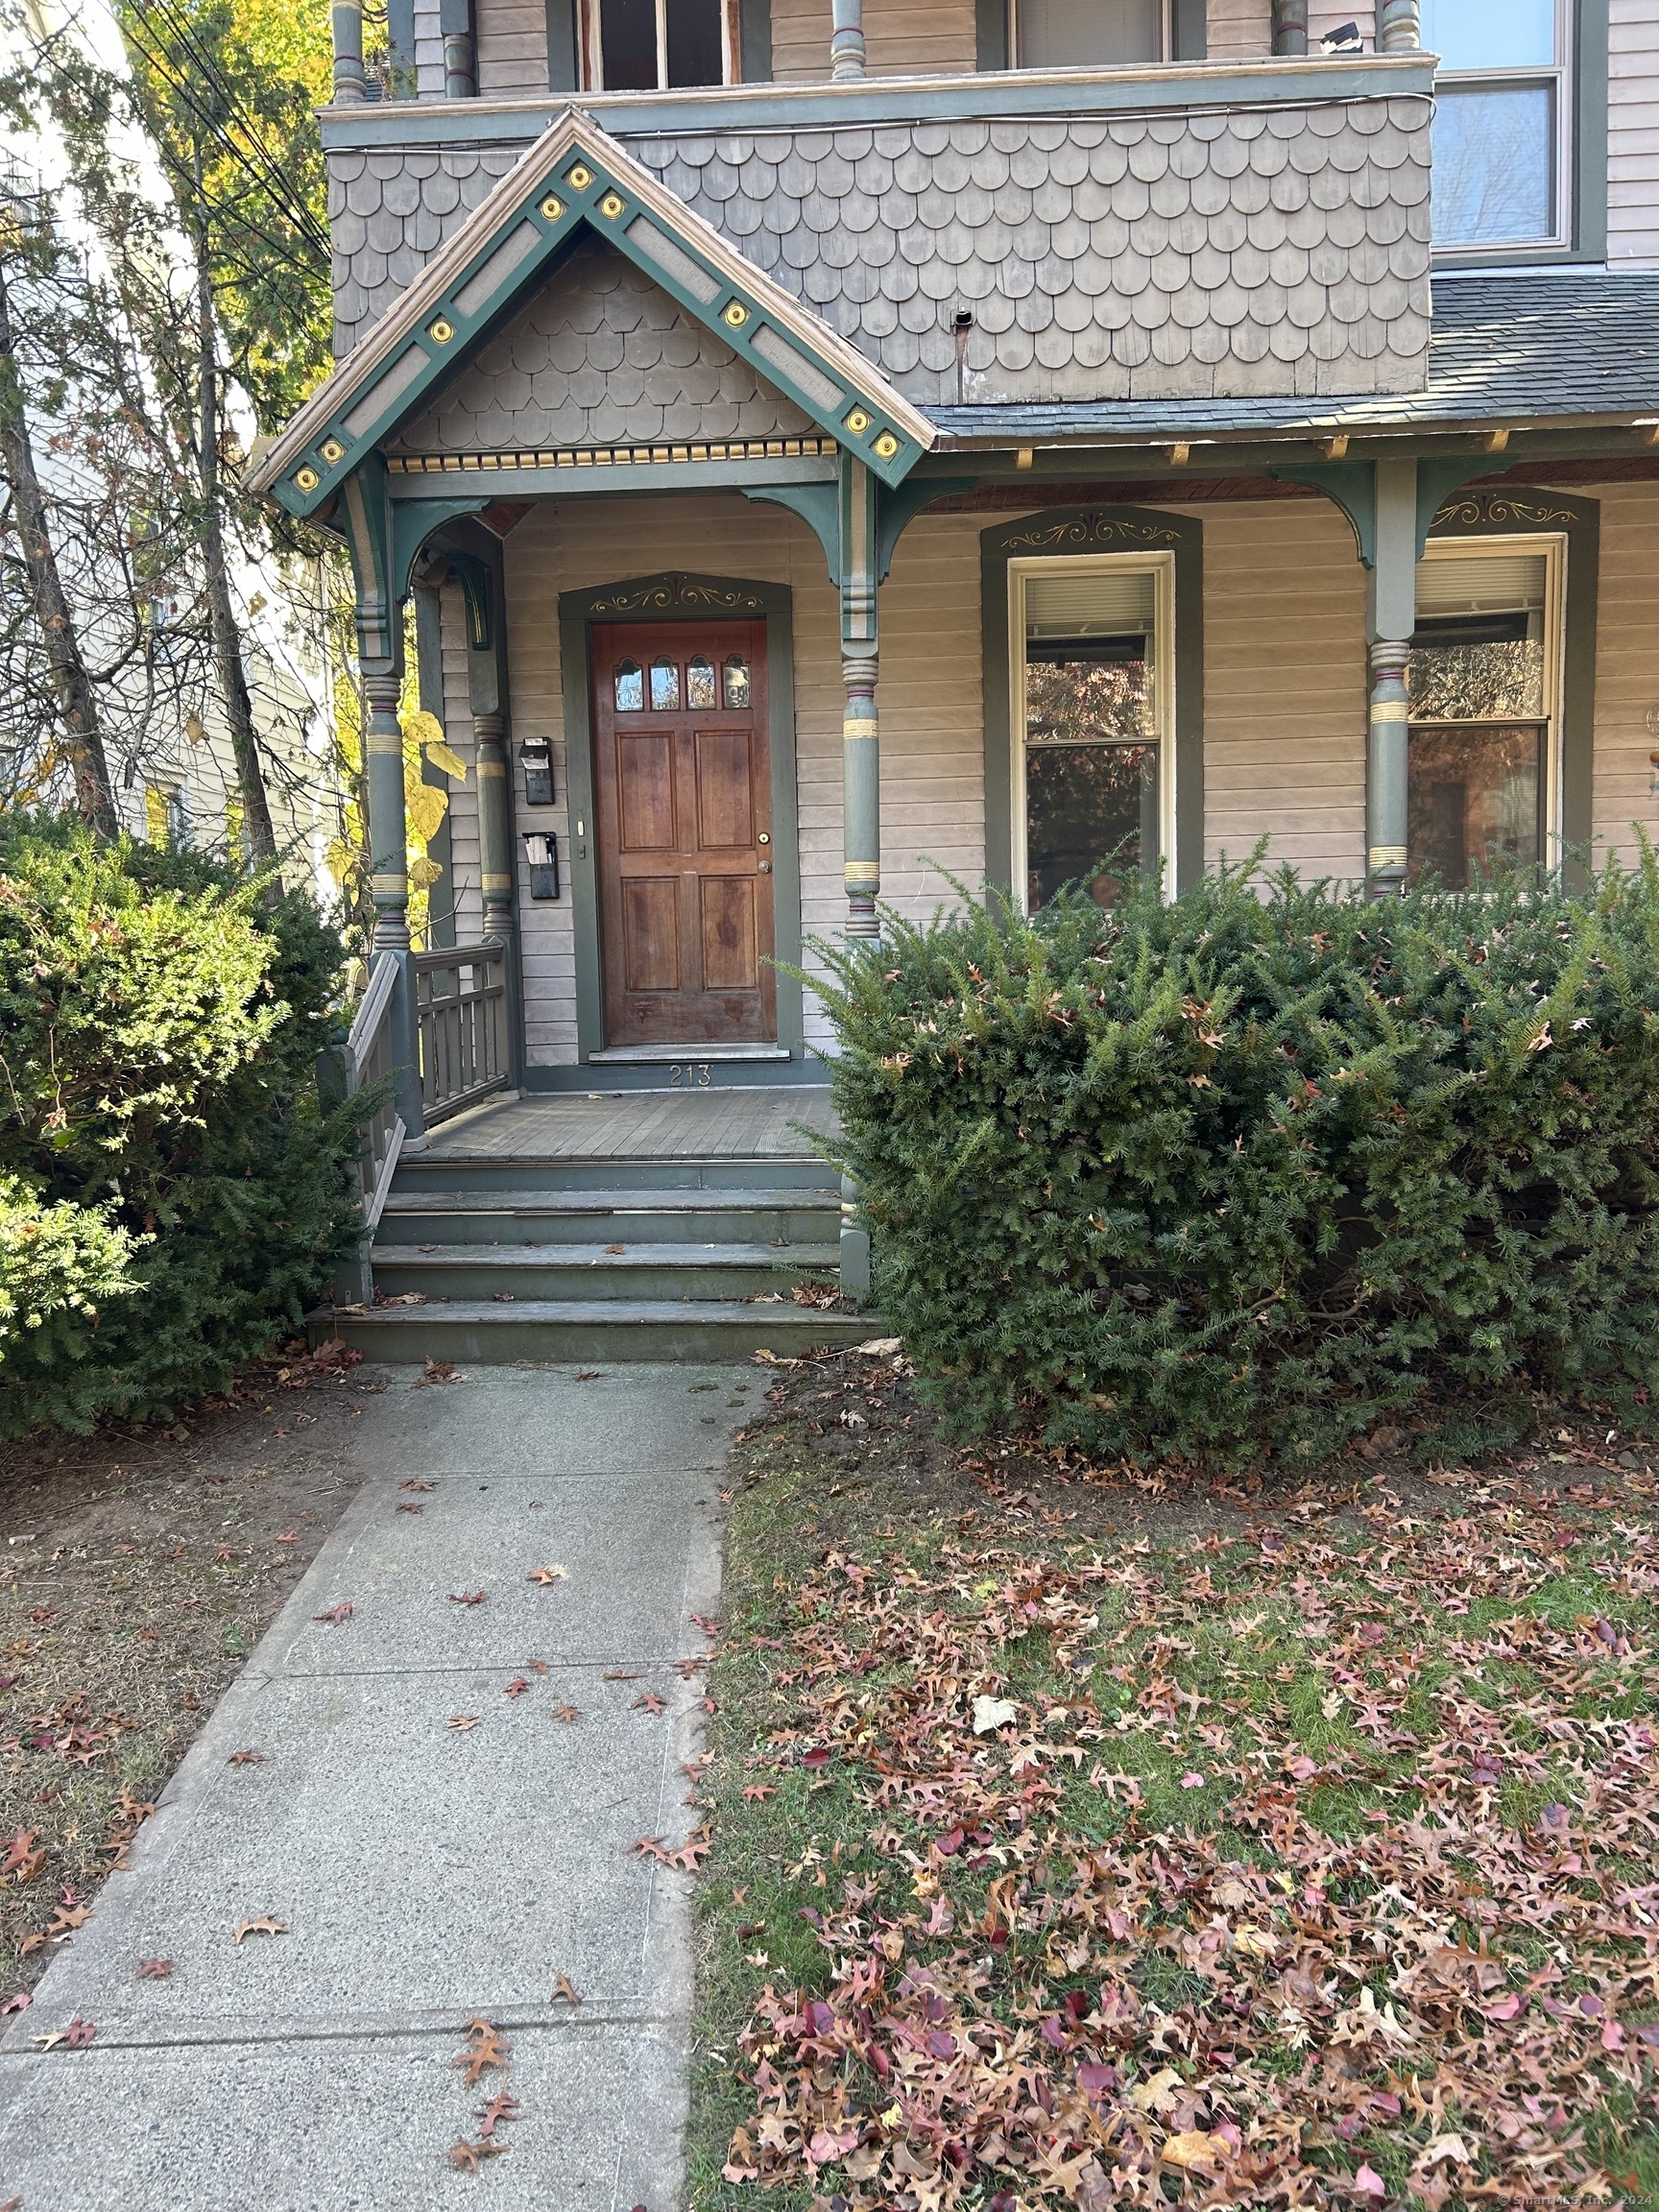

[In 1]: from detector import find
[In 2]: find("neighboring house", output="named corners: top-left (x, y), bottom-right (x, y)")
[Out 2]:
top-left (251, 0), bottom-right (1659, 1093)
top-left (0, 0), bottom-right (337, 881)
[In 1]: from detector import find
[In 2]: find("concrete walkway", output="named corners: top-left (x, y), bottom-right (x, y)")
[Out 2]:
top-left (0, 1363), bottom-right (747, 2209)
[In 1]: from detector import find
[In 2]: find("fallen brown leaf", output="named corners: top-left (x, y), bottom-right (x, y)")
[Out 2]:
top-left (449, 1589), bottom-right (487, 1606)
top-left (476, 2090), bottom-right (521, 2137)
top-left (227, 1750), bottom-right (265, 1767)
top-left (526, 1566), bottom-right (567, 1586)
top-left (449, 2017), bottom-right (511, 2086)
top-left (504, 1678), bottom-right (530, 1699)
top-left (551, 1703), bottom-right (579, 1723)
top-left (551, 1973), bottom-right (582, 2005)
top-left (136, 1959), bottom-right (174, 1979)
top-left (447, 2137), bottom-right (508, 2172)
top-left (447, 1715), bottom-right (480, 1733)
top-left (400, 1479), bottom-right (436, 1492)
top-left (312, 1603), bottom-right (353, 1626)
top-left (231, 1914), bottom-right (287, 1945)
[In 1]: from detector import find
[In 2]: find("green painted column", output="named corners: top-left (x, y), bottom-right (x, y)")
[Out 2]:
top-left (1378, 0), bottom-right (1421, 51)
top-left (1270, 1), bottom-right (1308, 55)
top-left (475, 710), bottom-right (516, 941)
top-left (330, 0), bottom-right (370, 99)
top-left (1367, 457), bottom-right (1418, 900)
top-left (840, 458), bottom-right (880, 941)
top-left (364, 670), bottom-right (411, 953)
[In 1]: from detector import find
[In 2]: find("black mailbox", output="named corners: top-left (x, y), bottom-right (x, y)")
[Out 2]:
top-left (522, 830), bottom-right (560, 901)
top-left (520, 737), bottom-right (554, 807)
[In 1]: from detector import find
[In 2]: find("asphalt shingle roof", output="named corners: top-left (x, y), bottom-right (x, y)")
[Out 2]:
top-left (926, 270), bottom-right (1659, 444)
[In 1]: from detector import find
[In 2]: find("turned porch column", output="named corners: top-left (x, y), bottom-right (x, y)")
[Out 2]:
top-left (330, 0), bottom-right (370, 98)
top-left (1270, 1), bottom-right (1308, 55)
top-left (840, 459), bottom-right (880, 940)
top-left (1366, 457), bottom-right (1418, 900)
top-left (1377, 0), bottom-right (1421, 52)
top-left (830, 0), bottom-right (866, 79)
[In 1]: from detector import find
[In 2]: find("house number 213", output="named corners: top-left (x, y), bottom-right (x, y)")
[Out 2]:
top-left (670, 1062), bottom-right (712, 1088)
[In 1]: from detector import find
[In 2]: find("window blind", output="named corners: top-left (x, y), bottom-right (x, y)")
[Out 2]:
top-left (1024, 567), bottom-right (1157, 638)
top-left (1415, 552), bottom-right (1548, 618)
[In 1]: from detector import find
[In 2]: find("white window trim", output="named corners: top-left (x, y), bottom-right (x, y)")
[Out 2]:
top-left (1007, 0), bottom-right (1171, 72)
top-left (1007, 549), bottom-right (1176, 914)
top-left (1431, 0), bottom-right (1573, 258)
top-left (1412, 532), bottom-right (1568, 874)
top-left (582, 0), bottom-right (736, 90)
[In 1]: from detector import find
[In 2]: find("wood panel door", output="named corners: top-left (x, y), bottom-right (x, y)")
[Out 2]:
top-left (592, 620), bottom-right (776, 1046)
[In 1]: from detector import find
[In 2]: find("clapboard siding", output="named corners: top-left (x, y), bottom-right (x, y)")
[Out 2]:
top-left (1586, 481), bottom-right (1659, 864)
top-left (770, 0), bottom-right (976, 81)
top-left (1610, 0), bottom-right (1659, 268)
top-left (439, 579), bottom-right (487, 944)
top-left (1206, 0), bottom-right (1270, 60)
top-left (1196, 499), bottom-right (1369, 886)
top-left (474, 0), bottom-right (550, 90)
top-left (1309, 4), bottom-right (1372, 41)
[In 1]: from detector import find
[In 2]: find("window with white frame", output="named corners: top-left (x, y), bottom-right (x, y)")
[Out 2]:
top-left (1012, 0), bottom-right (1166, 69)
top-left (1011, 556), bottom-right (1173, 910)
top-left (588, 0), bottom-right (728, 89)
top-left (1407, 539), bottom-right (1564, 887)
top-left (1422, 0), bottom-right (1571, 252)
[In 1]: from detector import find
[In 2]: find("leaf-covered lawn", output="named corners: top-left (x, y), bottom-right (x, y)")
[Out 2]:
top-left (690, 1355), bottom-right (1659, 2211)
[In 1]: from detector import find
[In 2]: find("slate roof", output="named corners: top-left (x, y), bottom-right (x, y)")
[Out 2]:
top-left (923, 271), bottom-right (1659, 443)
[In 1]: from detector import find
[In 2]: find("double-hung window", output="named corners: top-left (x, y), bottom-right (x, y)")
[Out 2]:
top-left (1011, 0), bottom-right (1166, 69)
top-left (588, 0), bottom-right (727, 88)
top-left (1422, 0), bottom-right (1571, 252)
top-left (1011, 556), bottom-right (1173, 910)
top-left (1407, 540), bottom-right (1564, 887)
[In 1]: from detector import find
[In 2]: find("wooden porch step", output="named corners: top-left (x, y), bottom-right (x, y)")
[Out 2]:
top-left (368, 1239), bottom-right (840, 1300)
top-left (391, 1153), bottom-right (839, 1195)
top-left (307, 1298), bottom-right (877, 1363)
top-left (376, 1187), bottom-right (839, 1246)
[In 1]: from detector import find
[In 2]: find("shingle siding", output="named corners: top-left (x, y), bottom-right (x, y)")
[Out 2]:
top-left (389, 235), bottom-right (819, 452)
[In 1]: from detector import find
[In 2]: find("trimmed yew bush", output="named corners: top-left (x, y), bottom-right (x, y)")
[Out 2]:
top-left (816, 854), bottom-right (1659, 1466)
top-left (0, 818), bottom-right (361, 1436)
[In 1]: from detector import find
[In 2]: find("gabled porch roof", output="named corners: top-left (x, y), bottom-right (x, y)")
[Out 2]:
top-left (250, 107), bottom-right (937, 517)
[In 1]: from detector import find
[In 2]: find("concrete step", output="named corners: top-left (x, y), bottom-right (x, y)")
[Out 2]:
top-left (376, 1187), bottom-right (839, 1247)
top-left (393, 1153), bottom-right (839, 1196)
top-left (367, 1240), bottom-right (841, 1302)
top-left (307, 1297), bottom-right (876, 1363)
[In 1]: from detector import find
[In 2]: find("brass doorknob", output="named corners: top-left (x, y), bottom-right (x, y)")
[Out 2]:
top-left (757, 859), bottom-right (772, 873)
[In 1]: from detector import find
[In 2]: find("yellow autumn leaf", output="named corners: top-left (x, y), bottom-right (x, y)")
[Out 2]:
top-left (1127, 2067), bottom-right (1182, 2114)
top-left (1162, 2131), bottom-right (1224, 2171)
top-left (404, 772), bottom-right (448, 845)
top-left (400, 708), bottom-right (445, 751)
top-left (424, 737), bottom-right (469, 781)
top-left (323, 836), bottom-right (357, 887)
top-left (1233, 1926), bottom-right (1278, 1960)
top-left (408, 854), bottom-right (445, 889)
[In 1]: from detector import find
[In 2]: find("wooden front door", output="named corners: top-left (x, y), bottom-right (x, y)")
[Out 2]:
top-left (592, 621), bottom-right (776, 1046)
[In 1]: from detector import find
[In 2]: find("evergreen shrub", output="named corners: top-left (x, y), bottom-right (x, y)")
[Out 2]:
top-left (0, 817), bottom-right (361, 1436)
top-left (817, 855), bottom-right (1659, 1466)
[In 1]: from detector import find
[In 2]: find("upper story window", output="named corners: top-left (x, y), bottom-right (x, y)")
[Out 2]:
top-left (1423, 0), bottom-right (1570, 252)
top-left (1012, 0), bottom-right (1166, 70)
top-left (589, 0), bottom-right (727, 88)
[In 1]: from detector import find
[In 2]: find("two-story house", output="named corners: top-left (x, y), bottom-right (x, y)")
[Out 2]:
top-left (252, 0), bottom-right (1659, 1112)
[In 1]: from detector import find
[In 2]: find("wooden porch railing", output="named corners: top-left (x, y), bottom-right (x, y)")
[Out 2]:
top-left (416, 942), bottom-right (510, 1125)
top-left (321, 949), bottom-right (409, 1306)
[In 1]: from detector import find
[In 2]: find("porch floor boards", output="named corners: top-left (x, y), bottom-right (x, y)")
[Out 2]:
top-left (421, 1085), bottom-right (839, 1163)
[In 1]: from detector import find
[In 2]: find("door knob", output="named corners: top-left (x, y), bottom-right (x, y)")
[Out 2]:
top-left (757, 859), bottom-right (772, 873)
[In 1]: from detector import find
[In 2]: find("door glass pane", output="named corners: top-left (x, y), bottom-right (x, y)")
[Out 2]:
top-left (666, 0), bottom-right (723, 85)
top-left (1407, 725), bottom-right (1543, 887)
top-left (1026, 744), bottom-right (1159, 908)
top-left (1018, 0), bottom-right (1160, 69)
top-left (1420, 0), bottom-right (1555, 71)
top-left (650, 656), bottom-right (681, 711)
top-left (686, 654), bottom-right (717, 709)
top-left (599, 0), bottom-right (657, 86)
top-left (613, 658), bottom-right (643, 712)
top-left (722, 655), bottom-right (751, 709)
top-left (1434, 84), bottom-right (1555, 245)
